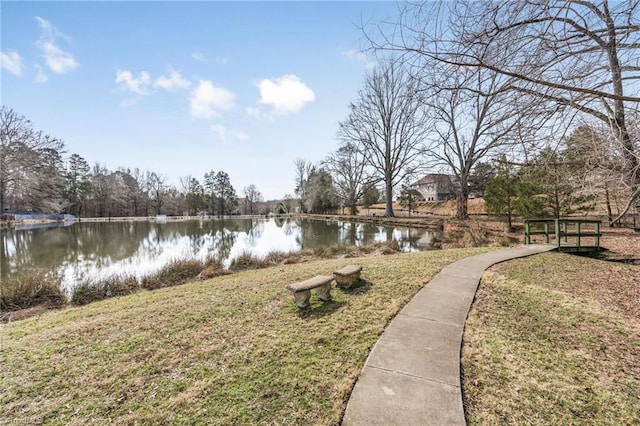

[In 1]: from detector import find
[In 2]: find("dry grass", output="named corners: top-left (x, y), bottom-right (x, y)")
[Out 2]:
top-left (71, 275), bottom-right (140, 306)
top-left (141, 259), bottom-right (206, 290)
top-left (4, 243), bottom-right (404, 321)
top-left (462, 252), bottom-right (640, 425)
top-left (364, 198), bottom-right (487, 217)
top-left (1, 247), bottom-right (491, 425)
top-left (0, 269), bottom-right (66, 312)
top-left (442, 219), bottom-right (520, 249)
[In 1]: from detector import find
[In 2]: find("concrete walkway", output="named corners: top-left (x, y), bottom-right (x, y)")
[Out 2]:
top-left (342, 245), bottom-right (555, 425)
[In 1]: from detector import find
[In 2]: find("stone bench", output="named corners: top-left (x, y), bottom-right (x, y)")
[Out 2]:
top-left (334, 265), bottom-right (363, 289)
top-left (286, 275), bottom-right (334, 308)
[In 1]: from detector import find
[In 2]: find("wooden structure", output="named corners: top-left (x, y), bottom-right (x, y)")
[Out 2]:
top-left (524, 218), bottom-right (601, 253)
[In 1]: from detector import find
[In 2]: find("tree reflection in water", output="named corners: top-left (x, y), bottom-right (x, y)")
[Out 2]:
top-left (1, 218), bottom-right (441, 293)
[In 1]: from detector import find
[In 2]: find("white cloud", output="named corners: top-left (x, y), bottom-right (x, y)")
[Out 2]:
top-left (254, 74), bottom-right (315, 115)
top-left (191, 52), bottom-right (205, 61)
top-left (34, 16), bottom-right (78, 74)
top-left (154, 68), bottom-right (191, 91)
top-left (34, 65), bottom-right (48, 83)
top-left (1, 50), bottom-right (24, 76)
top-left (189, 80), bottom-right (235, 120)
top-left (37, 41), bottom-right (79, 74)
top-left (116, 69), bottom-right (152, 95)
top-left (210, 124), bottom-right (249, 143)
top-left (216, 57), bottom-right (229, 65)
top-left (246, 106), bottom-right (272, 121)
top-left (35, 16), bottom-right (69, 41)
top-left (341, 49), bottom-right (376, 70)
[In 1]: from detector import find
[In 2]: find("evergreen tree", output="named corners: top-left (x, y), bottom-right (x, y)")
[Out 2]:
top-left (214, 171), bottom-right (237, 216)
top-left (484, 161), bottom-right (518, 230)
top-left (65, 153), bottom-right (91, 216)
top-left (203, 170), bottom-right (217, 216)
top-left (397, 184), bottom-right (422, 217)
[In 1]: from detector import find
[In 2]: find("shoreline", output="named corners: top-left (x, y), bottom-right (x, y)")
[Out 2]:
top-left (0, 213), bottom-right (446, 230)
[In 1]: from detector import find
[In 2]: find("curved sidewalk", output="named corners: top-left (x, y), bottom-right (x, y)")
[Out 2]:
top-left (343, 245), bottom-right (555, 425)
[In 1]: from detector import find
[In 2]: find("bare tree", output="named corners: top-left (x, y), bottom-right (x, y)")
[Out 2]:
top-left (180, 175), bottom-right (204, 216)
top-left (243, 184), bottom-right (263, 215)
top-left (0, 107), bottom-right (65, 213)
top-left (293, 158), bottom-right (314, 212)
top-left (30, 147), bottom-right (66, 213)
top-left (324, 142), bottom-right (375, 215)
top-left (89, 163), bottom-right (113, 217)
top-left (371, 0), bottom-right (640, 218)
top-left (564, 123), bottom-right (632, 224)
top-left (423, 65), bottom-right (539, 219)
top-left (147, 171), bottom-right (167, 215)
top-left (338, 59), bottom-right (429, 217)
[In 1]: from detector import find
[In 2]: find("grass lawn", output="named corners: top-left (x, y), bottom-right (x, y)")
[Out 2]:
top-left (462, 252), bottom-right (640, 425)
top-left (2, 247), bottom-right (491, 425)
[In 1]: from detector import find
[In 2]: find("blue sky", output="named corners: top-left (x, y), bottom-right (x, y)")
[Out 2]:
top-left (1, 1), bottom-right (399, 200)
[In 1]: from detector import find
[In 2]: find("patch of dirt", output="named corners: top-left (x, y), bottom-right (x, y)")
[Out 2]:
top-left (600, 227), bottom-right (640, 259)
top-left (1, 304), bottom-right (53, 323)
top-left (491, 253), bottom-right (640, 319)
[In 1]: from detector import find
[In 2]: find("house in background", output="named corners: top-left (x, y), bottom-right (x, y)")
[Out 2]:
top-left (411, 174), bottom-right (455, 201)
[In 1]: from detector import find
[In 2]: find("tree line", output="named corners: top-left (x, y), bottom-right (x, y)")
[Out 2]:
top-left (0, 106), bottom-right (266, 218)
top-left (4, 1), bottom-right (638, 224)
top-left (296, 0), bottom-right (638, 224)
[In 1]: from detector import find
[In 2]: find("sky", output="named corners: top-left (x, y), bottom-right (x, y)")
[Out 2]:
top-left (1, 1), bottom-right (400, 200)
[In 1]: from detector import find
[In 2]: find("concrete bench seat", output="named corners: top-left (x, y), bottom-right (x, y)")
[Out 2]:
top-left (334, 265), bottom-right (363, 288)
top-left (286, 275), bottom-right (334, 308)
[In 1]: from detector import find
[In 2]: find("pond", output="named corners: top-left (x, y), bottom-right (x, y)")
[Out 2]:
top-left (1, 218), bottom-right (442, 293)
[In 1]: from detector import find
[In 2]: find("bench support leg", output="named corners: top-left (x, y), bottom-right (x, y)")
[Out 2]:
top-left (335, 273), bottom-right (360, 289)
top-left (293, 290), bottom-right (311, 308)
top-left (315, 282), bottom-right (332, 302)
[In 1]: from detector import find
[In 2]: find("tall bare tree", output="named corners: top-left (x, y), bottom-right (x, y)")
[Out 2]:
top-left (423, 65), bottom-right (538, 219)
top-left (338, 59), bottom-right (429, 217)
top-left (147, 171), bottom-right (167, 215)
top-left (371, 0), bottom-right (640, 219)
top-left (243, 184), bottom-right (263, 215)
top-left (324, 142), bottom-right (375, 215)
top-left (0, 107), bottom-right (65, 213)
top-left (564, 123), bottom-right (630, 224)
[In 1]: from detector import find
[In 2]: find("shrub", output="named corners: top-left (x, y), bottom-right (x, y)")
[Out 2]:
top-left (1, 270), bottom-right (66, 311)
top-left (229, 250), bottom-right (269, 271)
top-left (103, 275), bottom-right (139, 297)
top-left (263, 250), bottom-right (290, 265)
top-left (141, 259), bottom-right (204, 290)
top-left (71, 275), bottom-right (141, 306)
top-left (71, 281), bottom-right (108, 306)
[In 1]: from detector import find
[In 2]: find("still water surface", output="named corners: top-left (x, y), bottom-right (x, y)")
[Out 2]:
top-left (1, 218), bottom-right (441, 292)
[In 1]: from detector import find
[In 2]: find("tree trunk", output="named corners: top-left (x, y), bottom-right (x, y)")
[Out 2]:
top-left (605, 187), bottom-right (614, 227)
top-left (507, 190), bottom-right (513, 232)
top-left (606, 7), bottom-right (640, 220)
top-left (385, 179), bottom-right (394, 217)
top-left (456, 193), bottom-right (468, 220)
top-left (0, 173), bottom-right (5, 215)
